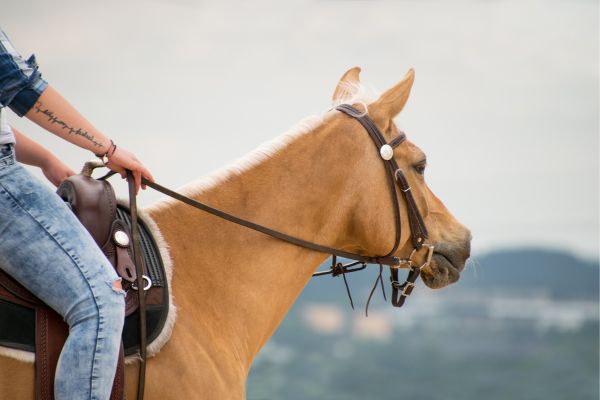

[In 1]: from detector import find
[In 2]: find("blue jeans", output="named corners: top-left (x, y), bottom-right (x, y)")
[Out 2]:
top-left (0, 144), bottom-right (125, 400)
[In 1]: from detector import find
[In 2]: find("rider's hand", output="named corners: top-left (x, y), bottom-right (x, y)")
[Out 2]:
top-left (40, 156), bottom-right (75, 187)
top-left (106, 146), bottom-right (154, 193)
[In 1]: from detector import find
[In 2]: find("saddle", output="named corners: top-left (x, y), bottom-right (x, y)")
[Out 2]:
top-left (0, 172), bottom-right (170, 400)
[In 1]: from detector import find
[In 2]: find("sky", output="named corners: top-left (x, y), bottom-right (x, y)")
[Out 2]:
top-left (2, 0), bottom-right (598, 260)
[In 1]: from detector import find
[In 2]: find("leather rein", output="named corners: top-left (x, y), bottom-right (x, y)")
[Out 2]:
top-left (126, 104), bottom-right (433, 309)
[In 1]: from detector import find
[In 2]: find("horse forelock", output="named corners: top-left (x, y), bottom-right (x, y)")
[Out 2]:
top-left (331, 81), bottom-right (379, 112)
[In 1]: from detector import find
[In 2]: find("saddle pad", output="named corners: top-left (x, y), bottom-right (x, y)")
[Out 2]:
top-left (0, 204), bottom-right (176, 360)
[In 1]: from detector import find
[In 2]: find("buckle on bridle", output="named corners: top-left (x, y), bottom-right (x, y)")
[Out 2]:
top-left (401, 281), bottom-right (415, 296)
top-left (390, 280), bottom-right (416, 296)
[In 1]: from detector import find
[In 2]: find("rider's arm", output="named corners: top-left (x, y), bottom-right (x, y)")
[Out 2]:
top-left (24, 85), bottom-right (113, 158)
top-left (0, 28), bottom-right (153, 191)
top-left (22, 86), bottom-right (154, 190)
top-left (11, 126), bottom-right (75, 187)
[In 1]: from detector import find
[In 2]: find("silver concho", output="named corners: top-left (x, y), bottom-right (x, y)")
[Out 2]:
top-left (113, 230), bottom-right (130, 247)
top-left (379, 144), bottom-right (394, 160)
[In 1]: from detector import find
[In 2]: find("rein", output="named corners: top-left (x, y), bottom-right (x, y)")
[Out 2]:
top-left (127, 104), bottom-right (432, 308)
top-left (138, 178), bottom-right (400, 266)
top-left (126, 172), bottom-right (147, 400)
top-left (108, 104), bottom-right (433, 315)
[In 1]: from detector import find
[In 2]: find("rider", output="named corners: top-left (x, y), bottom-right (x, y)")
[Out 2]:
top-left (0, 28), bottom-right (153, 399)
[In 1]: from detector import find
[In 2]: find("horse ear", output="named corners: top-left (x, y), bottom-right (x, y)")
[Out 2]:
top-left (332, 66), bottom-right (361, 102)
top-left (369, 68), bottom-right (415, 121)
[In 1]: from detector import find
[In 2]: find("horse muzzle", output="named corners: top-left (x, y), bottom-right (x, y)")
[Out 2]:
top-left (421, 238), bottom-right (471, 289)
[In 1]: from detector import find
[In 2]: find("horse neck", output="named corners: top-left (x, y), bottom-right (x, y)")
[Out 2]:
top-left (146, 114), bottom-right (391, 373)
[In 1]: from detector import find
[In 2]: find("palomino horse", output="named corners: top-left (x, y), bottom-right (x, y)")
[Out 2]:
top-left (0, 67), bottom-right (471, 399)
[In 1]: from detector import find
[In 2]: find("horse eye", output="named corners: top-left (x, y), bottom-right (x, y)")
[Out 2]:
top-left (414, 163), bottom-right (426, 175)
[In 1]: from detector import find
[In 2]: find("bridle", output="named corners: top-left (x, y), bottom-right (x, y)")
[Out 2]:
top-left (331, 104), bottom-right (433, 309)
top-left (131, 104), bottom-right (434, 310)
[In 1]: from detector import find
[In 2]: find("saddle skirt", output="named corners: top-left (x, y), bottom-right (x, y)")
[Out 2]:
top-left (0, 177), bottom-right (176, 363)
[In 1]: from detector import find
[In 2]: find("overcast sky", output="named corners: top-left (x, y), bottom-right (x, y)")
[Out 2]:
top-left (2, 0), bottom-right (598, 260)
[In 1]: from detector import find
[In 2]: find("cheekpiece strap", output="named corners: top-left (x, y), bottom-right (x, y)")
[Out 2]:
top-left (394, 169), bottom-right (429, 248)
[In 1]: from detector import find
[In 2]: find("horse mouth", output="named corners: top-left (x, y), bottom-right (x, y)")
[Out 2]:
top-left (421, 251), bottom-right (463, 289)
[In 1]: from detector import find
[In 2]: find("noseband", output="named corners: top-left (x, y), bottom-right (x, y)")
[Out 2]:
top-left (122, 104), bottom-right (433, 310)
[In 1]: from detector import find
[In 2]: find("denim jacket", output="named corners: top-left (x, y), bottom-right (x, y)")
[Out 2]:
top-left (0, 28), bottom-right (48, 144)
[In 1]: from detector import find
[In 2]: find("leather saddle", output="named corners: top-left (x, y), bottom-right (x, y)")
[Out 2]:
top-left (0, 172), bottom-right (170, 400)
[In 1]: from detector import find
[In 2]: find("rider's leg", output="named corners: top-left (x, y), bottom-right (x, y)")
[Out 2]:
top-left (0, 145), bottom-right (125, 400)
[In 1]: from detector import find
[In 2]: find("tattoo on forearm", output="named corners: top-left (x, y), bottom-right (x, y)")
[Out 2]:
top-left (33, 101), bottom-right (103, 148)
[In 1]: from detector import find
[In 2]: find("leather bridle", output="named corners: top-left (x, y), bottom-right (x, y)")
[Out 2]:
top-left (333, 104), bottom-right (433, 308)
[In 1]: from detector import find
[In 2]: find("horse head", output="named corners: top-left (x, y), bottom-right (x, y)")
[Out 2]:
top-left (330, 67), bottom-right (471, 289)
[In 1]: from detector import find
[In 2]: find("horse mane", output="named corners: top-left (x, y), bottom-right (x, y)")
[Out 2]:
top-left (148, 81), bottom-right (378, 212)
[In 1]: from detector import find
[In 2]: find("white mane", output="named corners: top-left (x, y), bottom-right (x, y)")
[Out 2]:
top-left (155, 114), bottom-right (323, 205)
top-left (149, 81), bottom-right (378, 208)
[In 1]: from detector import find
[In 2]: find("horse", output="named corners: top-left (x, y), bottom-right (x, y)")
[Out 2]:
top-left (0, 67), bottom-right (471, 399)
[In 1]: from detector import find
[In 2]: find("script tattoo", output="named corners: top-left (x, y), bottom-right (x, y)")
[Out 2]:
top-left (33, 101), bottom-right (103, 148)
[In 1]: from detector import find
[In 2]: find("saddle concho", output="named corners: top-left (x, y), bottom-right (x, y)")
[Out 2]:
top-left (0, 174), bottom-right (176, 363)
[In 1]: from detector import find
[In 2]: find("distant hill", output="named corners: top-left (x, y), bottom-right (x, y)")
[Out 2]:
top-left (460, 248), bottom-right (599, 299)
top-left (301, 248), bottom-right (599, 303)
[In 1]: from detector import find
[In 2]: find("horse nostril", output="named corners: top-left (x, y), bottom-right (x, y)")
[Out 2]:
top-left (463, 236), bottom-right (472, 260)
top-left (464, 229), bottom-right (473, 243)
